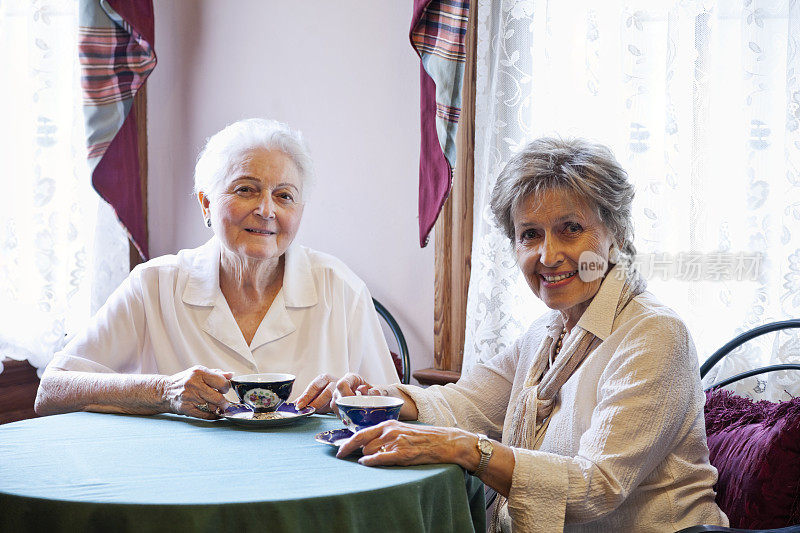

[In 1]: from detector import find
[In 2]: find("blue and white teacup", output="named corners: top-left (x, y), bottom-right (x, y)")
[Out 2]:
top-left (335, 395), bottom-right (404, 433)
top-left (230, 373), bottom-right (295, 413)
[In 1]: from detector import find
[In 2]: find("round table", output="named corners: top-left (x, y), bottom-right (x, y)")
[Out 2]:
top-left (0, 412), bottom-right (484, 532)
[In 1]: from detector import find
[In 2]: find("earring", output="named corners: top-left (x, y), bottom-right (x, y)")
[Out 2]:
top-left (205, 218), bottom-right (212, 228)
top-left (609, 244), bottom-right (621, 264)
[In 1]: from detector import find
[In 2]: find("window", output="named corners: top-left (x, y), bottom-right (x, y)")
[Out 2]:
top-left (463, 0), bottom-right (800, 399)
top-left (0, 0), bottom-right (127, 373)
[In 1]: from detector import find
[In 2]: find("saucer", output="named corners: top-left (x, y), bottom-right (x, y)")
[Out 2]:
top-left (222, 402), bottom-right (315, 427)
top-left (314, 428), bottom-right (354, 447)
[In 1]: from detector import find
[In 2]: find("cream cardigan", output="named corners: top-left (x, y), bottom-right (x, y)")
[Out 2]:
top-left (396, 269), bottom-right (728, 532)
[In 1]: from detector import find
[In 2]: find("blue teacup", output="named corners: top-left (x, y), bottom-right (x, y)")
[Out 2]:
top-left (335, 395), bottom-right (404, 433)
top-left (230, 373), bottom-right (295, 413)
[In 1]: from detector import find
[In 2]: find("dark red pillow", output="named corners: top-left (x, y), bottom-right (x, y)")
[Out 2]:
top-left (704, 389), bottom-right (800, 528)
top-left (390, 350), bottom-right (404, 382)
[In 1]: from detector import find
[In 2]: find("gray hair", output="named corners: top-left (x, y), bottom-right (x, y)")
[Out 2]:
top-left (193, 118), bottom-right (315, 200)
top-left (490, 137), bottom-right (636, 260)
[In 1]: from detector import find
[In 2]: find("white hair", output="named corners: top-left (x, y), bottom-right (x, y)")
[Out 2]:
top-left (193, 118), bottom-right (315, 200)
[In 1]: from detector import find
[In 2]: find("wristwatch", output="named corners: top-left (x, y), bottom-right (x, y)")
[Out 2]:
top-left (472, 434), bottom-right (493, 477)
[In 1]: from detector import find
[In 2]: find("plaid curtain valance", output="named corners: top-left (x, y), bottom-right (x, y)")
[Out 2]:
top-left (410, 0), bottom-right (470, 247)
top-left (79, 0), bottom-right (156, 259)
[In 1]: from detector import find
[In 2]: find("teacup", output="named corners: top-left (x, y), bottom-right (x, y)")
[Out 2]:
top-left (230, 373), bottom-right (295, 413)
top-left (335, 395), bottom-right (404, 433)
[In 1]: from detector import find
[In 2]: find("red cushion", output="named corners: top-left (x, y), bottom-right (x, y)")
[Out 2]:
top-left (390, 351), bottom-right (404, 381)
top-left (704, 389), bottom-right (800, 528)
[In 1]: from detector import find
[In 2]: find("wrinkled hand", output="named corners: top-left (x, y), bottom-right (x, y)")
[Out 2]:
top-left (333, 373), bottom-right (417, 420)
top-left (334, 373), bottom-right (385, 399)
top-left (336, 420), bottom-right (475, 469)
top-left (161, 365), bottom-right (233, 420)
top-left (330, 373), bottom-right (386, 415)
top-left (296, 373), bottom-right (385, 414)
top-left (294, 374), bottom-right (338, 413)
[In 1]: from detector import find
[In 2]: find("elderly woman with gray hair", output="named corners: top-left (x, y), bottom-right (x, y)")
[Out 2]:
top-left (35, 118), bottom-right (398, 419)
top-left (299, 138), bottom-right (728, 532)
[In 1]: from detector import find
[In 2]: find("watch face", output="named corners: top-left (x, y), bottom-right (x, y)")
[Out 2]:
top-left (478, 438), bottom-right (493, 454)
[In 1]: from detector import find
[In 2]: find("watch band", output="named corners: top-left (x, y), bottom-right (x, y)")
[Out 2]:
top-left (473, 434), bottom-right (492, 477)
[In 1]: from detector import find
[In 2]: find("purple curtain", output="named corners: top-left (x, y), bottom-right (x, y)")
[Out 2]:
top-left (79, 0), bottom-right (156, 260)
top-left (410, 0), bottom-right (470, 247)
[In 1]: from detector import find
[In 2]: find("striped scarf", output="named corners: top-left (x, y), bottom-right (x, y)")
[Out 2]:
top-left (491, 266), bottom-right (646, 532)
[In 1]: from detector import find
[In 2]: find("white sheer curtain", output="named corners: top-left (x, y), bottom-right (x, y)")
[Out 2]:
top-left (465, 0), bottom-right (800, 400)
top-left (0, 0), bottom-right (128, 375)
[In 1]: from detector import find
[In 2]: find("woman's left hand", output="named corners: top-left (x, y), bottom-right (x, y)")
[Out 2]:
top-left (296, 373), bottom-right (344, 413)
top-left (336, 420), bottom-right (477, 468)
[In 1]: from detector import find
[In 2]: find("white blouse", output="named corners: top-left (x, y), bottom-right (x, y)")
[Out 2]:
top-left (395, 267), bottom-right (728, 532)
top-left (48, 238), bottom-right (399, 398)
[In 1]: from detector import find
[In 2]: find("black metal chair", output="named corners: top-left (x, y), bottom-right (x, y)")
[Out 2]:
top-left (676, 319), bottom-right (800, 533)
top-left (373, 298), bottom-right (410, 385)
top-left (700, 319), bottom-right (800, 390)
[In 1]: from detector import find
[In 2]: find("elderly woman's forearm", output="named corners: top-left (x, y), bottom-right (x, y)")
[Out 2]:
top-left (34, 370), bottom-right (168, 416)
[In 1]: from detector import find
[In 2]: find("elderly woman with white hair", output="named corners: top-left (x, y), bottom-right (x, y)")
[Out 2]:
top-left (299, 138), bottom-right (728, 532)
top-left (35, 118), bottom-right (398, 419)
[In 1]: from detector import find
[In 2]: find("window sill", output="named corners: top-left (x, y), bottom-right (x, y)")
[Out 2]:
top-left (0, 358), bottom-right (40, 424)
top-left (412, 368), bottom-right (461, 386)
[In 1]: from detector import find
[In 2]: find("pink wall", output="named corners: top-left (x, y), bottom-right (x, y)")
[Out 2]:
top-left (147, 1), bottom-right (434, 380)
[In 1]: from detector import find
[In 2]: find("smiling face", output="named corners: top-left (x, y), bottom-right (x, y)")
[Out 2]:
top-left (198, 147), bottom-right (305, 263)
top-left (513, 187), bottom-right (615, 327)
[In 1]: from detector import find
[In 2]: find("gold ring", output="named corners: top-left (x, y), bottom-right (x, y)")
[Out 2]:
top-left (196, 403), bottom-right (210, 412)
top-left (380, 445), bottom-right (387, 453)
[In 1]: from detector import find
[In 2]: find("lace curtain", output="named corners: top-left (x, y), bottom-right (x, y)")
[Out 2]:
top-left (464, 0), bottom-right (800, 400)
top-left (0, 0), bottom-right (128, 375)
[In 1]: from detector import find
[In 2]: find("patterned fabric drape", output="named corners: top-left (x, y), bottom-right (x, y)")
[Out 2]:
top-left (410, 0), bottom-right (470, 247)
top-left (79, 0), bottom-right (155, 259)
top-left (0, 0), bottom-right (129, 374)
top-left (464, 0), bottom-right (800, 401)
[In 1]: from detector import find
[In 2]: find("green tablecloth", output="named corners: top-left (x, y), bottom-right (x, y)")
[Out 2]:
top-left (0, 412), bottom-right (484, 532)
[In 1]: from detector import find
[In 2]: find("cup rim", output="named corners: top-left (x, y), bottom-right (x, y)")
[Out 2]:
top-left (231, 373), bottom-right (295, 384)
top-left (335, 395), bottom-right (404, 409)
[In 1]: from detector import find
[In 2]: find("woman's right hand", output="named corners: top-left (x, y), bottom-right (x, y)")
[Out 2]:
top-left (296, 373), bottom-right (385, 414)
top-left (333, 373), bottom-right (387, 400)
top-left (160, 365), bottom-right (233, 420)
top-left (334, 373), bottom-right (419, 421)
top-left (297, 373), bottom-right (419, 420)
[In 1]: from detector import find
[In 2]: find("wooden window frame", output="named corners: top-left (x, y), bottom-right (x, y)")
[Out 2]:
top-left (130, 86), bottom-right (149, 269)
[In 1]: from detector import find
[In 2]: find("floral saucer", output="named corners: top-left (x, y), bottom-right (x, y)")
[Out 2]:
top-left (314, 428), bottom-right (355, 447)
top-left (221, 402), bottom-right (315, 428)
